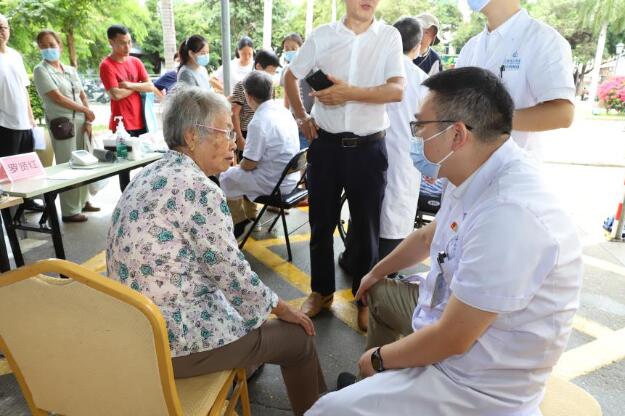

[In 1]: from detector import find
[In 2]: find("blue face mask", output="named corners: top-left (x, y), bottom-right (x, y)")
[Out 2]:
top-left (195, 54), bottom-right (209, 66)
top-left (41, 48), bottom-right (60, 62)
top-left (467, 0), bottom-right (490, 11)
top-left (409, 125), bottom-right (454, 179)
top-left (284, 50), bottom-right (297, 63)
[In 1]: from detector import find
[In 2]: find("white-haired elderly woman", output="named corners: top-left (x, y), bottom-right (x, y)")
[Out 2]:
top-left (106, 87), bottom-right (326, 416)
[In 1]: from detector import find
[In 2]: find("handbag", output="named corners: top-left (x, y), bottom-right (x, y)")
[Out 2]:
top-left (46, 63), bottom-right (76, 140)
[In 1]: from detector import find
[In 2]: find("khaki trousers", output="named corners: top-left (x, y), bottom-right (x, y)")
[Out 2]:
top-left (366, 278), bottom-right (420, 350)
top-left (227, 197), bottom-right (258, 224)
top-left (172, 319), bottom-right (327, 416)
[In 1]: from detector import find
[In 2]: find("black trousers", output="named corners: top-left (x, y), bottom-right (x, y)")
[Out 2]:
top-left (307, 130), bottom-right (388, 296)
top-left (0, 125), bottom-right (34, 157)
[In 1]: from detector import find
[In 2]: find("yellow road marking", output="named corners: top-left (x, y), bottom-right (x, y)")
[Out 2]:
top-left (572, 315), bottom-right (614, 339)
top-left (256, 233), bottom-right (311, 248)
top-left (244, 237), bottom-right (311, 294)
top-left (553, 327), bottom-right (625, 380)
top-left (0, 358), bottom-right (11, 376)
top-left (583, 255), bottom-right (625, 277)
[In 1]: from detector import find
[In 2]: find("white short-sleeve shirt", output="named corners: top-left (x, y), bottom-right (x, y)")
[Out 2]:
top-left (409, 138), bottom-right (583, 414)
top-left (215, 58), bottom-right (253, 95)
top-left (288, 18), bottom-right (405, 136)
top-left (380, 55), bottom-right (428, 239)
top-left (0, 47), bottom-right (32, 130)
top-left (456, 9), bottom-right (575, 157)
top-left (220, 100), bottom-right (300, 200)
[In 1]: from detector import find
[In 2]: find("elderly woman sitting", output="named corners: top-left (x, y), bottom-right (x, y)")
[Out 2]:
top-left (106, 87), bottom-right (326, 415)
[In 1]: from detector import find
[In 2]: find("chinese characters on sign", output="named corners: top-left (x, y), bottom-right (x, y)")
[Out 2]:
top-left (0, 153), bottom-right (46, 182)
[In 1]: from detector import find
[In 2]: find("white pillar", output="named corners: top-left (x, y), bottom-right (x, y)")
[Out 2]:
top-left (306, 0), bottom-right (314, 37)
top-left (588, 22), bottom-right (608, 106)
top-left (160, 0), bottom-right (177, 71)
top-left (331, 0), bottom-right (337, 22)
top-left (221, 0), bottom-right (232, 96)
top-left (263, 0), bottom-right (273, 50)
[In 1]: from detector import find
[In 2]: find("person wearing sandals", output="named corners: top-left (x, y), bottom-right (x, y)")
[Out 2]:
top-left (33, 29), bottom-right (100, 223)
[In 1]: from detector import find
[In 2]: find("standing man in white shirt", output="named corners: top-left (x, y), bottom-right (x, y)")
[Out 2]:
top-left (221, 71), bottom-right (300, 237)
top-left (0, 13), bottom-right (43, 211)
top-left (456, 0), bottom-right (575, 158)
top-left (341, 16), bottom-right (429, 276)
top-left (284, 0), bottom-right (405, 331)
top-left (307, 66), bottom-right (583, 416)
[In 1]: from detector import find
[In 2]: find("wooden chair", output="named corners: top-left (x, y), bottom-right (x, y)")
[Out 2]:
top-left (540, 375), bottom-right (602, 416)
top-left (0, 259), bottom-right (251, 416)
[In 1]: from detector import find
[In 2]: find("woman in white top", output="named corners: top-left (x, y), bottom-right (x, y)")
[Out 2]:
top-left (213, 36), bottom-right (254, 94)
top-left (176, 35), bottom-right (212, 91)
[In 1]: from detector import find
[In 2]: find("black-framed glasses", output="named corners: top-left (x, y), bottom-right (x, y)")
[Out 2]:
top-left (195, 124), bottom-right (237, 143)
top-left (410, 120), bottom-right (473, 137)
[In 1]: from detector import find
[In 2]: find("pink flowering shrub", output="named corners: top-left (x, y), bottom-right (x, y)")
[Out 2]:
top-left (598, 76), bottom-right (625, 113)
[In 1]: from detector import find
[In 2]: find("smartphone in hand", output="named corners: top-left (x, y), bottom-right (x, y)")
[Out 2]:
top-left (305, 70), bottom-right (334, 91)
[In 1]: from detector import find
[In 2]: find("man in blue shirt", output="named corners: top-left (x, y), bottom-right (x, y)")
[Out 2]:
top-left (413, 13), bottom-right (442, 75)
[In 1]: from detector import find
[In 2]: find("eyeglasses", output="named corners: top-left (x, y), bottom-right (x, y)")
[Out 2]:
top-left (195, 124), bottom-right (237, 143)
top-left (410, 120), bottom-right (473, 137)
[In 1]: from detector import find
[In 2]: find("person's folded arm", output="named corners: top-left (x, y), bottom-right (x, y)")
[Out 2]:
top-left (312, 76), bottom-right (404, 106)
top-left (107, 87), bottom-right (134, 101)
top-left (359, 295), bottom-right (497, 376)
top-left (118, 80), bottom-right (159, 93)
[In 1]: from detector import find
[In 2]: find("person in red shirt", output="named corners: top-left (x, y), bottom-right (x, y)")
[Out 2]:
top-left (99, 25), bottom-right (162, 136)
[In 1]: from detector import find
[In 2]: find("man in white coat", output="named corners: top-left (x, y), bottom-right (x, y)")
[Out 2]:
top-left (220, 71), bottom-right (300, 237)
top-left (306, 67), bottom-right (582, 416)
top-left (456, 0), bottom-right (575, 159)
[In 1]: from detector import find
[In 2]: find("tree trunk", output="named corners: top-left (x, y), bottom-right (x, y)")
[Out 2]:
top-left (65, 27), bottom-right (77, 68)
top-left (588, 22), bottom-right (608, 105)
top-left (262, 0), bottom-right (272, 50)
top-left (160, 0), bottom-right (177, 71)
top-left (306, 0), bottom-right (314, 37)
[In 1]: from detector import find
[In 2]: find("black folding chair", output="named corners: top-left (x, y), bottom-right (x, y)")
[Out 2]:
top-left (239, 148), bottom-right (308, 261)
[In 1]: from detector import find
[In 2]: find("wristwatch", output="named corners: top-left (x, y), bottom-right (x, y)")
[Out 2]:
top-left (370, 347), bottom-right (385, 372)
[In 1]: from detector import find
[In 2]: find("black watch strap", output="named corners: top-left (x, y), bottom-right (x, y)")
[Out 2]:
top-left (371, 346), bottom-right (386, 372)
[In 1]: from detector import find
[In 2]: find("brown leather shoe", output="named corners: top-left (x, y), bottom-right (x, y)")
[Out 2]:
top-left (357, 305), bottom-right (368, 332)
top-left (301, 292), bottom-right (334, 318)
top-left (62, 214), bottom-right (88, 223)
top-left (82, 202), bottom-right (101, 212)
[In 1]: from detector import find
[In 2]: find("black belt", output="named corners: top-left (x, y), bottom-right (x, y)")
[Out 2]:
top-left (318, 129), bottom-right (385, 148)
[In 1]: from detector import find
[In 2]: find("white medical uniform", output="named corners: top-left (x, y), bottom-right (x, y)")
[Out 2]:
top-left (455, 9), bottom-right (575, 158)
top-left (380, 55), bottom-right (428, 239)
top-left (215, 58), bottom-right (253, 94)
top-left (0, 47), bottom-right (31, 130)
top-left (306, 139), bottom-right (583, 416)
top-left (220, 100), bottom-right (300, 200)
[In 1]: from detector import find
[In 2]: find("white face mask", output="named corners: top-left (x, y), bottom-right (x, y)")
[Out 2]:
top-left (409, 125), bottom-right (454, 179)
top-left (467, 0), bottom-right (491, 12)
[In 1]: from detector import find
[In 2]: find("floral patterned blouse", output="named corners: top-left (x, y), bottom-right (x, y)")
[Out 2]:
top-left (106, 150), bottom-right (279, 357)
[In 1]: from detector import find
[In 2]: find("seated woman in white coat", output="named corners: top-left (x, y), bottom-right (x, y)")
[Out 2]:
top-left (307, 68), bottom-right (582, 416)
top-left (220, 71), bottom-right (300, 237)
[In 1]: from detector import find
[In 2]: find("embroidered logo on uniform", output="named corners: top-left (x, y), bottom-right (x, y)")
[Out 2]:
top-left (503, 51), bottom-right (521, 71)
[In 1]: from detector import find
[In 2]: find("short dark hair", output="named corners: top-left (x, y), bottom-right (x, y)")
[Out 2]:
top-left (235, 36), bottom-right (254, 58)
top-left (393, 17), bottom-right (422, 54)
top-left (243, 71), bottom-right (273, 104)
top-left (36, 29), bottom-right (62, 46)
top-left (281, 33), bottom-right (303, 49)
top-left (422, 67), bottom-right (514, 142)
top-left (254, 49), bottom-right (280, 69)
top-left (178, 35), bottom-right (208, 70)
top-left (107, 25), bottom-right (129, 40)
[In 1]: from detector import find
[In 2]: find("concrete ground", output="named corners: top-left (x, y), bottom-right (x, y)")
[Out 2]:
top-left (1, 101), bottom-right (625, 415)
